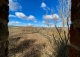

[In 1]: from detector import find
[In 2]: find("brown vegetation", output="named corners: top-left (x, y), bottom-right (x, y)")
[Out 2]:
top-left (8, 26), bottom-right (54, 57)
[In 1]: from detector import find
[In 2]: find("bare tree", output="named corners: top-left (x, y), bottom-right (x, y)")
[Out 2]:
top-left (57, 0), bottom-right (71, 30)
top-left (52, 0), bottom-right (71, 57)
top-left (42, 0), bottom-right (71, 57)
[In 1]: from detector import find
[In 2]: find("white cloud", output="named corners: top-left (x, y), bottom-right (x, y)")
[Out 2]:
top-left (42, 21), bottom-right (45, 23)
top-left (28, 23), bottom-right (32, 26)
top-left (52, 14), bottom-right (59, 20)
top-left (41, 2), bottom-right (46, 8)
top-left (9, 21), bottom-right (21, 24)
top-left (9, 14), bottom-right (16, 17)
top-left (41, 2), bottom-right (50, 10)
top-left (8, 21), bottom-right (21, 26)
top-left (43, 14), bottom-right (59, 20)
top-left (8, 21), bottom-right (28, 26)
top-left (9, 0), bottom-right (22, 11)
top-left (15, 12), bottom-right (36, 21)
top-left (43, 15), bottom-right (53, 19)
top-left (15, 12), bottom-right (27, 19)
top-left (27, 15), bottom-right (36, 20)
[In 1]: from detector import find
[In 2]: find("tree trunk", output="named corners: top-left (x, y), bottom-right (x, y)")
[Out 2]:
top-left (69, 0), bottom-right (80, 57)
top-left (0, 0), bottom-right (9, 57)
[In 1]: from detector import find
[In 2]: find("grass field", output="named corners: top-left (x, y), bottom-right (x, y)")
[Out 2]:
top-left (8, 26), bottom-right (68, 57)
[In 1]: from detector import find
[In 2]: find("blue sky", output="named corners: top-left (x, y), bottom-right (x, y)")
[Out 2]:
top-left (9, 0), bottom-right (62, 27)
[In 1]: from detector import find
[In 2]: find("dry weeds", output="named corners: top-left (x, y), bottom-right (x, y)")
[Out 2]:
top-left (8, 26), bottom-right (54, 57)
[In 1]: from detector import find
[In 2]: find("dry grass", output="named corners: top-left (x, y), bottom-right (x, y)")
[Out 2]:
top-left (8, 26), bottom-right (68, 57)
top-left (8, 26), bottom-right (53, 57)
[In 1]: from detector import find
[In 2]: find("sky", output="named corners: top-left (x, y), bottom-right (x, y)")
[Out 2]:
top-left (8, 0), bottom-right (62, 27)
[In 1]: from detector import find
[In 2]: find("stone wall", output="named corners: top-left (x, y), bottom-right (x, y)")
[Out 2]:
top-left (69, 0), bottom-right (80, 57)
top-left (0, 0), bottom-right (9, 57)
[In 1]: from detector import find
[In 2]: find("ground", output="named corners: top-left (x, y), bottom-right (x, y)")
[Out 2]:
top-left (8, 26), bottom-right (68, 57)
